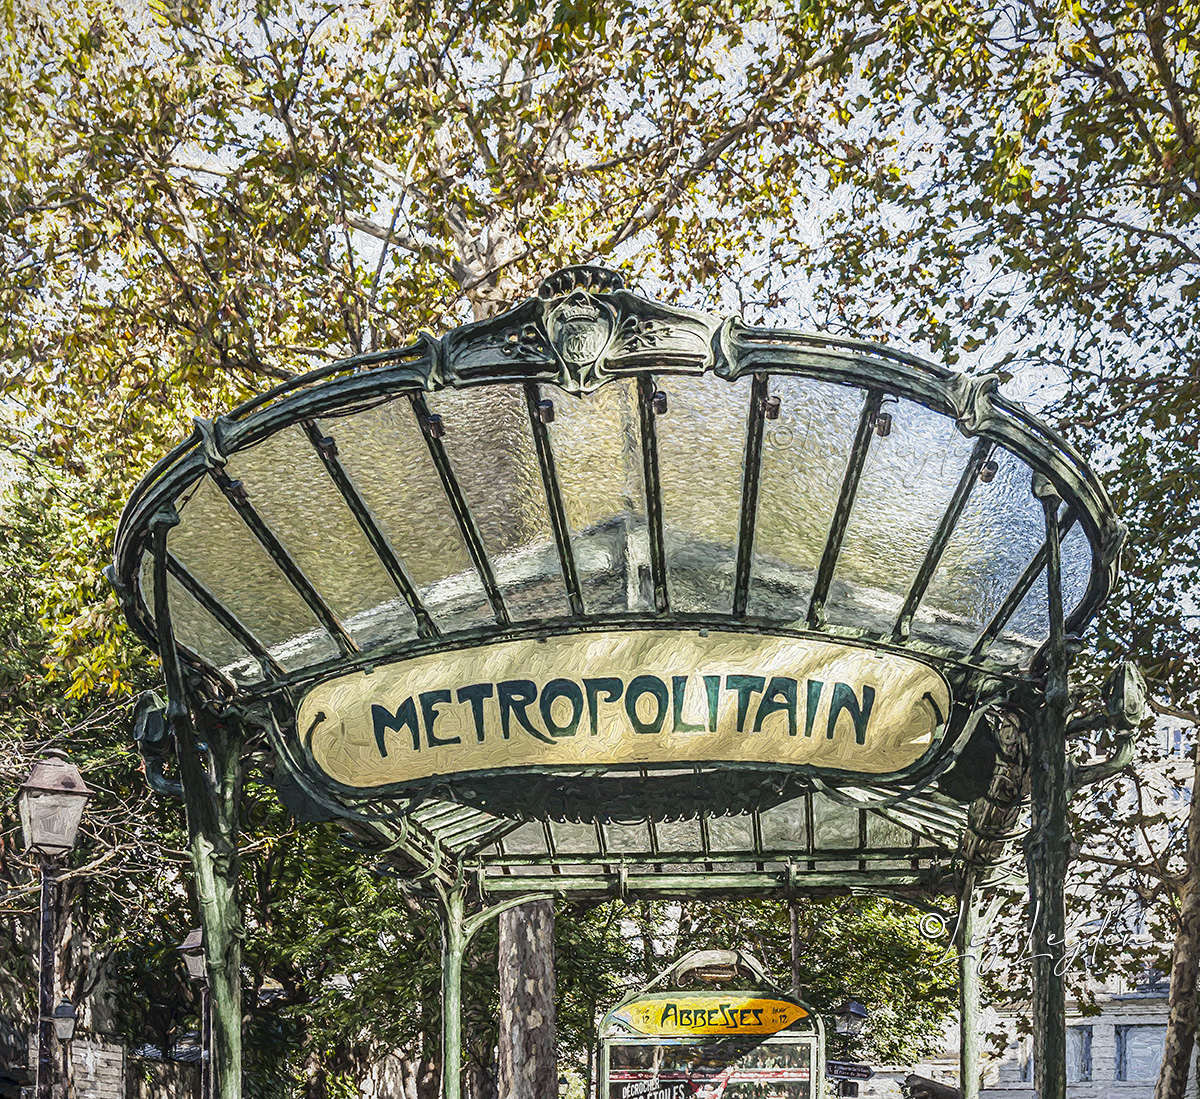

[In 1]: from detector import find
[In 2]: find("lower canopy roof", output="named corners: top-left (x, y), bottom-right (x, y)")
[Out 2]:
top-left (112, 266), bottom-right (1119, 895)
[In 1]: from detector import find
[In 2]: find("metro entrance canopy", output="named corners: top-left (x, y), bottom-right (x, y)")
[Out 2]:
top-left (111, 266), bottom-right (1131, 1099)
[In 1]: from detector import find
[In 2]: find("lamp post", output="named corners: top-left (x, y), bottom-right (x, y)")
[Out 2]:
top-left (831, 1000), bottom-right (869, 1097)
top-left (179, 928), bottom-right (211, 1099)
top-left (17, 751), bottom-right (91, 1099)
top-left (51, 999), bottom-right (76, 1099)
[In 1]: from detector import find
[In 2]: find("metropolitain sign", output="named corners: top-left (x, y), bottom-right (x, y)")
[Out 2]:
top-left (296, 629), bottom-right (950, 789)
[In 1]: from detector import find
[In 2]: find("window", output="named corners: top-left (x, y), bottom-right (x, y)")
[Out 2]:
top-left (1068, 1026), bottom-right (1092, 1083)
top-left (1020, 1028), bottom-right (1092, 1083)
top-left (1117, 1024), bottom-right (1166, 1080)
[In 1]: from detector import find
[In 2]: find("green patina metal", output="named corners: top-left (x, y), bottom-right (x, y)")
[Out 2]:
top-left (109, 266), bottom-right (1138, 1099)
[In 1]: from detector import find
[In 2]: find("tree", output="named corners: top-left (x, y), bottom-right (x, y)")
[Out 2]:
top-left (2, 2), bottom-right (960, 1096)
top-left (8, 0), bottom-right (1190, 1093)
top-left (792, 4), bottom-right (1199, 1094)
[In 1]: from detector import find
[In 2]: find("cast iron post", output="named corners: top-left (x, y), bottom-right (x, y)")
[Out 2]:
top-left (36, 862), bottom-right (57, 1099)
top-left (957, 880), bottom-right (980, 1099)
top-left (1027, 479), bottom-right (1070, 1099)
top-left (441, 886), bottom-right (466, 1099)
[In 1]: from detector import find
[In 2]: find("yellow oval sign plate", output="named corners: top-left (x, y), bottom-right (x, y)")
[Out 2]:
top-left (297, 629), bottom-right (950, 789)
top-left (613, 995), bottom-right (808, 1036)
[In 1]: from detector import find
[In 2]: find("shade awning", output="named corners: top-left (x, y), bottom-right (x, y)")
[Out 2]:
top-left (111, 266), bottom-right (1122, 896)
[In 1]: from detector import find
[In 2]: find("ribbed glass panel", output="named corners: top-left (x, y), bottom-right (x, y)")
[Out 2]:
top-left (656, 373), bottom-right (753, 613)
top-left (223, 426), bottom-right (417, 649)
top-left (828, 398), bottom-right (977, 635)
top-left (759, 801), bottom-right (808, 850)
top-left (166, 476), bottom-right (339, 669)
top-left (548, 820), bottom-right (600, 855)
top-left (989, 519), bottom-right (1095, 664)
top-left (426, 385), bottom-right (570, 620)
top-left (542, 379), bottom-right (651, 613)
top-left (748, 378), bottom-right (859, 623)
top-left (655, 818), bottom-right (704, 852)
top-left (317, 399), bottom-right (492, 633)
top-left (911, 447), bottom-right (1045, 652)
top-left (139, 556), bottom-right (263, 685)
top-left (705, 814), bottom-right (753, 852)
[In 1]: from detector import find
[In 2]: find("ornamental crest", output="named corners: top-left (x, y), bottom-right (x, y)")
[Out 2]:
top-left (543, 288), bottom-right (618, 373)
top-left (441, 265), bottom-right (721, 392)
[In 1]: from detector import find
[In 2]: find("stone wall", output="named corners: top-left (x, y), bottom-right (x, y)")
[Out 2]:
top-left (19, 1035), bottom-right (199, 1099)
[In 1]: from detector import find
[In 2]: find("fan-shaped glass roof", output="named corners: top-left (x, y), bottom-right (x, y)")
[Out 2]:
top-left (111, 267), bottom-right (1121, 898)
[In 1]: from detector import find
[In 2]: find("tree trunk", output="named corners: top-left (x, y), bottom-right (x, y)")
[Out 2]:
top-left (1155, 740), bottom-right (1200, 1099)
top-left (498, 899), bottom-right (556, 1099)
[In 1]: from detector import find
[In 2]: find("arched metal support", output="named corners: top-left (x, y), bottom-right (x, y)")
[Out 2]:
top-left (1026, 479), bottom-right (1072, 1099)
top-left (954, 875), bottom-right (1008, 1099)
top-left (434, 883), bottom-right (554, 1099)
top-left (150, 510), bottom-right (245, 1099)
top-left (956, 876), bottom-right (981, 1099)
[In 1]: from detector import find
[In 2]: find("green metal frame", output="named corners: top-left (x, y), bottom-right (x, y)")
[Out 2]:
top-left (109, 267), bottom-right (1131, 1099)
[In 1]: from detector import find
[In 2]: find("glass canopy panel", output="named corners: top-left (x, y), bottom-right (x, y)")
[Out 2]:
top-left (705, 813), bottom-right (753, 853)
top-left (315, 400), bottom-right (492, 634)
top-left (602, 821), bottom-right (652, 854)
top-left (748, 378), bottom-right (860, 623)
top-left (425, 386), bottom-right (570, 620)
top-left (499, 821), bottom-right (548, 855)
top-left (549, 820), bottom-right (600, 855)
top-left (812, 794), bottom-right (859, 849)
top-left (222, 426), bottom-right (417, 650)
top-left (166, 476), bottom-right (340, 669)
top-left (542, 379), bottom-right (652, 614)
top-left (759, 802), bottom-right (807, 850)
top-left (910, 447), bottom-right (1045, 651)
top-left (656, 373), bottom-right (753, 614)
top-left (655, 818), bottom-right (704, 853)
top-left (988, 520), bottom-right (1094, 664)
top-left (138, 557), bottom-right (264, 685)
top-left (827, 398), bottom-right (978, 635)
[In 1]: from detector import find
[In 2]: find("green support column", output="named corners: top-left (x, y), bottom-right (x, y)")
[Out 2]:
top-left (957, 880), bottom-right (980, 1099)
top-left (437, 886), bottom-right (554, 1099)
top-left (151, 513), bottom-right (245, 1099)
top-left (1027, 480), bottom-right (1071, 1099)
top-left (441, 885), bottom-right (467, 1099)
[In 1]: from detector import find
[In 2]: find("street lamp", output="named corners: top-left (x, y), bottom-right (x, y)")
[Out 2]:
top-left (52, 999), bottom-right (76, 1099)
top-left (833, 1000), bottom-right (869, 1041)
top-left (17, 751), bottom-right (91, 1099)
top-left (830, 1000), bottom-right (869, 1097)
top-left (178, 928), bottom-right (212, 1099)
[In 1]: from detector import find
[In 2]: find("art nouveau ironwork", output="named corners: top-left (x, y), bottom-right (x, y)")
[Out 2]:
top-left (110, 266), bottom-right (1131, 1099)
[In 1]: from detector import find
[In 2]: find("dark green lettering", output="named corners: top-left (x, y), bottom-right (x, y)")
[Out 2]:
top-left (420, 690), bottom-right (459, 747)
top-left (703, 675), bottom-right (721, 730)
top-left (661, 1003), bottom-right (677, 1026)
top-left (740, 1008), bottom-right (753, 1026)
top-left (707, 1007), bottom-right (719, 1024)
top-left (753, 676), bottom-right (798, 736)
top-left (540, 678), bottom-right (583, 737)
top-left (626, 675), bottom-right (668, 734)
top-left (498, 680), bottom-right (554, 744)
top-left (372, 699), bottom-right (420, 756)
top-left (751, 1009), bottom-right (763, 1025)
top-left (456, 683), bottom-right (494, 742)
top-left (672, 675), bottom-right (705, 732)
top-left (726, 675), bottom-right (766, 731)
top-left (584, 677), bottom-right (623, 734)
top-left (827, 682), bottom-right (876, 745)
top-left (805, 679), bottom-right (824, 737)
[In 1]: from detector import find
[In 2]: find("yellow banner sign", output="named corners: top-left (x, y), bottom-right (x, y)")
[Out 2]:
top-left (612, 995), bottom-right (808, 1036)
top-left (297, 629), bottom-right (950, 789)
